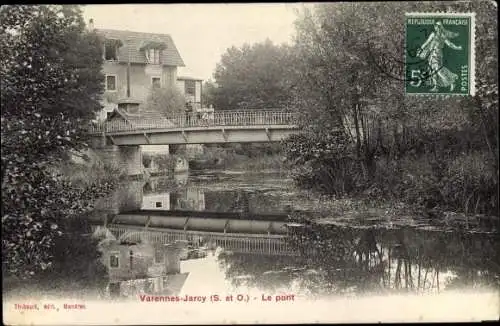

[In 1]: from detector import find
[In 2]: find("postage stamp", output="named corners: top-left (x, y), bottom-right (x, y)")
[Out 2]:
top-left (405, 12), bottom-right (476, 96)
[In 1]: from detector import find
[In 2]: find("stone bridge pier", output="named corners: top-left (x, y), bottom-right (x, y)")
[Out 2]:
top-left (92, 136), bottom-right (143, 177)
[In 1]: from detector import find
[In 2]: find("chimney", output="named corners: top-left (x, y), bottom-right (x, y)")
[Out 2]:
top-left (88, 18), bottom-right (94, 31)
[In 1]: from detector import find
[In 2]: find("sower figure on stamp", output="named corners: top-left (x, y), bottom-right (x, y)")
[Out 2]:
top-left (417, 21), bottom-right (463, 92)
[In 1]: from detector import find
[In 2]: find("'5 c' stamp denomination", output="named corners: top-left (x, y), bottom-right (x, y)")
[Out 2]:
top-left (405, 12), bottom-right (476, 96)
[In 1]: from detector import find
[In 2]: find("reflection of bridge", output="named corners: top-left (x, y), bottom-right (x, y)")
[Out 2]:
top-left (89, 110), bottom-right (299, 145)
top-left (89, 211), bottom-right (288, 234)
top-left (89, 210), bottom-right (298, 256)
top-left (91, 224), bottom-right (297, 256)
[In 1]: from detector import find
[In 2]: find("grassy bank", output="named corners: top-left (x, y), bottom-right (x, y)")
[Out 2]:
top-left (290, 186), bottom-right (500, 232)
top-left (44, 149), bottom-right (128, 194)
top-left (191, 143), bottom-right (288, 172)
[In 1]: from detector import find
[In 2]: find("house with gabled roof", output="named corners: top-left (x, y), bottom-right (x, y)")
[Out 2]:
top-left (89, 19), bottom-right (186, 121)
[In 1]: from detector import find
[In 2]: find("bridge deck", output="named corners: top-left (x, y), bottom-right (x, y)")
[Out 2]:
top-left (89, 110), bottom-right (298, 134)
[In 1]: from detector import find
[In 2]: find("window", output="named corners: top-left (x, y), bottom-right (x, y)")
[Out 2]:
top-left (146, 48), bottom-right (161, 64)
top-left (129, 250), bottom-right (134, 269)
top-left (106, 112), bottom-right (113, 120)
top-left (104, 39), bottom-right (119, 61)
top-left (152, 77), bottom-right (161, 89)
top-left (155, 201), bottom-right (162, 208)
top-left (109, 252), bottom-right (119, 268)
top-left (106, 75), bottom-right (117, 91)
top-left (185, 80), bottom-right (196, 96)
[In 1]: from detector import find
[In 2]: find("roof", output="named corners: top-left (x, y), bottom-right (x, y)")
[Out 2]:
top-left (177, 76), bottom-right (203, 81)
top-left (96, 28), bottom-right (185, 67)
top-left (109, 108), bottom-right (177, 129)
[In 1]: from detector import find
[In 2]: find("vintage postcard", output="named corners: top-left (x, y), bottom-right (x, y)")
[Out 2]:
top-left (2, 2), bottom-right (499, 325)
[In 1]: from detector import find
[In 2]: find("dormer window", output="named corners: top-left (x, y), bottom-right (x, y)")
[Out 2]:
top-left (140, 41), bottom-right (167, 65)
top-left (104, 38), bottom-right (123, 61)
top-left (146, 49), bottom-right (161, 64)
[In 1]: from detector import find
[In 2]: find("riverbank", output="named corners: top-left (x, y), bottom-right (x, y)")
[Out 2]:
top-left (190, 153), bottom-right (285, 172)
top-left (289, 188), bottom-right (500, 232)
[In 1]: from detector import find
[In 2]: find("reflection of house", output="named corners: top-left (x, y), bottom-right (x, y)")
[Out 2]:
top-left (90, 20), bottom-right (185, 121)
top-left (142, 193), bottom-right (170, 210)
top-left (176, 76), bottom-right (203, 111)
top-left (142, 189), bottom-right (205, 211)
top-left (99, 238), bottom-right (183, 281)
top-left (171, 189), bottom-right (205, 211)
top-left (94, 227), bottom-right (189, 297)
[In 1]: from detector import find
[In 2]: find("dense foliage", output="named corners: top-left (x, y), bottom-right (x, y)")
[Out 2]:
top-left (209, 39), bottom-right (295, 110)
top-left (145, 86), bottom-right (186, 116)
top-left (283, 1), bottom-right (498, 217)
top-left (1, 5), bottom-right (112, 281)
top-left (202, 1), bottom-right (497, 218)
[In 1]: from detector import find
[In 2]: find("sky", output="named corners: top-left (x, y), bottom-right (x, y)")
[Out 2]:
top-left (82, 4), bottom-right (301, 81)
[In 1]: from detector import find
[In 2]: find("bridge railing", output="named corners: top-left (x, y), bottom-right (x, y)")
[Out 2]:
top-left (88, 110), bottom-right (297, 134)
top-left (97, 224), bottom-right (299, 256)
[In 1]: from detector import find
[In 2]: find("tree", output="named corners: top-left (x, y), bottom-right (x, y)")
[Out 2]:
top-left (1, 5), bottom-right (112, 280)
top-left (286, 1), bottom-right (498, 215)
top-left (201, 79), bottom-right (217, 108)
top-left (144, 86), bottom-right (186, 116)
top-left (212, 39), bottom-right (295, 110)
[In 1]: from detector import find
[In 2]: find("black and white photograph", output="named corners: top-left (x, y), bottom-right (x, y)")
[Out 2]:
top-left (1, 2), bottom-right (499, 324)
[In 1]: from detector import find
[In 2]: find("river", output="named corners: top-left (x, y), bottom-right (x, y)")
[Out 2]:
top-left (139, 171), bottom-right (499, 293)
top-left (5, 170), bottom-right (499, 323)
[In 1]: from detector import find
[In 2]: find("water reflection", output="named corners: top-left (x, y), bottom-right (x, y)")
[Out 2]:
top-left (94, 172), bottom-right (499, 299)
top-left (213, 224), bottom-right (499, 296)
top-left (141, 172), bottom-right (293, 214)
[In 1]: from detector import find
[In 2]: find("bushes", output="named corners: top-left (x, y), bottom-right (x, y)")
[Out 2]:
top-left (441, 151), bottom-right (497, 215)
top-left (190, 145), bottom-right (286, 171)
top-left (284, 131), bottom-right (365, 196)
top-left (57, 160), bottom-right (126, 188)
top-left (285, 127), bottom-right (498, 216)
top-left (143, 153), bottom-right (177, 172)
top-left (145, 86), bottom-right (186, 116)
top-left (1, 5), bottom-right (111, 281)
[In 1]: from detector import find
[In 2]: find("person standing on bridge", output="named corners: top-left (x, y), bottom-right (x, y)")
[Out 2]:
top-left (185, 101), bottom-right (193, 126)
